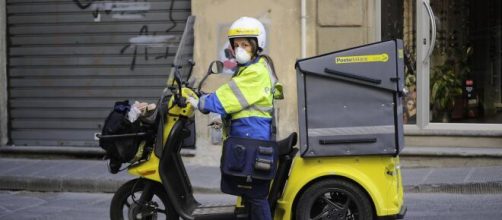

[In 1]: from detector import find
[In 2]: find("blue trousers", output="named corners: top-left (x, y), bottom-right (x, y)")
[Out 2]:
top-left (246, 197), bottom-right (272, 220)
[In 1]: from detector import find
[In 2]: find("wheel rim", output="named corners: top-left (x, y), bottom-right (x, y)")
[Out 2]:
top-left (123, 191), bottom-right (168, 220)
top-left (309, 188), bottom-right (361, 220)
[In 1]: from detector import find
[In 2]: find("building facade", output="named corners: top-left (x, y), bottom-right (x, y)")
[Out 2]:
top-left (191, 0), bottom-right (502, 148)
top-left (0, 0), bottom-right (502, 147)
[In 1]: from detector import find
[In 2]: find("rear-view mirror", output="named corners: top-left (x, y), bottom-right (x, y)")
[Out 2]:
top-left (210, 61), bottom-right (224, 74)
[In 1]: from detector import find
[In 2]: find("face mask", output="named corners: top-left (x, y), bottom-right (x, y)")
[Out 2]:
top-left (235, 47), bottom-right (251, 64)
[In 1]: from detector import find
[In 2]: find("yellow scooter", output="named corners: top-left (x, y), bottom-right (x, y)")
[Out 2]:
top-left (100, 37), bottom-right (406, 219)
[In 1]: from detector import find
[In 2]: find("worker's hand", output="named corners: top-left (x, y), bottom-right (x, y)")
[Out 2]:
top-left (187, 96), bottom-right (199, 110)
top-left (208, 114), bottom-right (222, 129)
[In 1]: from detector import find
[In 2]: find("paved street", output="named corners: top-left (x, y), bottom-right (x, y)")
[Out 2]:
top-left (1, 190), bottom-right (502, 220)
top-left (1, 148), bottom-right (502, 220)
top-left (404, 193), bottom-right (502, 220)
top-left (0, 191), bottom-right (235, 220)
top-left (0, 191), bottom-right (111, 220)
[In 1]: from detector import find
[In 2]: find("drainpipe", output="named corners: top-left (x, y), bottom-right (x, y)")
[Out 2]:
top-left (301, 0), bottom-right (307, 58)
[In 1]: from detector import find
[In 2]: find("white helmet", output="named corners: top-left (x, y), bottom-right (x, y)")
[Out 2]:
top-left (228, 17), bottom-right (266, 52)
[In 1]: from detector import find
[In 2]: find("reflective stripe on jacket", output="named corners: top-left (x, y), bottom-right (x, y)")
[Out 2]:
top-left (199, 57), bottom-right (273, 140)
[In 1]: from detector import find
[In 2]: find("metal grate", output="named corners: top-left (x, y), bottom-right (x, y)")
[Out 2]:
top-left (7, 0), bottom-right (192, 146)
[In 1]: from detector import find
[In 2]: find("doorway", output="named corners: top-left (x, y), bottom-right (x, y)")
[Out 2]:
top-left (382, 0), bottom-right (502, 125)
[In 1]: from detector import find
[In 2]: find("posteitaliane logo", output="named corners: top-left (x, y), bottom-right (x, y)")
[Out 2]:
top-left (335, 53), bottom-right (389, 64)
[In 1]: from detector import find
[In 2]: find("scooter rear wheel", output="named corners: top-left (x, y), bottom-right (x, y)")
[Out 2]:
top-left (110, 178), bottom-right (179, 220)
top-left (295, 179), bottom-right (373, 220)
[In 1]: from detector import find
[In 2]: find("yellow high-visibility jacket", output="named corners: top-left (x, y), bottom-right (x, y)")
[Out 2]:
top-left (199, 57), bottom-right (273, 140)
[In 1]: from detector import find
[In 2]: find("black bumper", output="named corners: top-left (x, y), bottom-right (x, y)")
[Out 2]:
top-left (396, 205), bottom-right (407, 219)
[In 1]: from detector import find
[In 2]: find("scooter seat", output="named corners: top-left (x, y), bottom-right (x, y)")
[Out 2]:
top-left (276, 132), bottom-right (298, 156)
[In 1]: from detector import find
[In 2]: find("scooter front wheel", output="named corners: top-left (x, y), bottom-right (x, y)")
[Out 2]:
top-left (110, 178), bottom-right (179, 220)
top-left (295, 179), bottom-right (373, 220)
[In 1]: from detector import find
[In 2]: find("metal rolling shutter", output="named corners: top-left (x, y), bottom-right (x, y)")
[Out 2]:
top-left (7, 0), bottom-right (192, 146)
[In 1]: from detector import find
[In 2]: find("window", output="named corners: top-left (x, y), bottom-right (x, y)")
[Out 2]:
top-left (382, 0), bottom-right (502, 125)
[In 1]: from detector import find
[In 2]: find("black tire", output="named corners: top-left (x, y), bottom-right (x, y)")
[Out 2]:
top-left (110, 178), bottom-right (179, 220)
top-left (295, 179), bottom-right (373, 220)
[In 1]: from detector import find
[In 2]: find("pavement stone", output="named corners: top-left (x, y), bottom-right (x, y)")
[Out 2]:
top-left (468, 166), bottom-right (502, 182)
top-left (425, 167), bottom-right (472, 184)
top-left (402, 146), bottom-right (502, 157)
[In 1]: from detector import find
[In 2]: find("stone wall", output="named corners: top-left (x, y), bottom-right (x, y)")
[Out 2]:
top-left (192, 0), bottom-right (303, 143)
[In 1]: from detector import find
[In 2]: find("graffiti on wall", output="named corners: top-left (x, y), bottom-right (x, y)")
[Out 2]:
top-left (120, 0), bottom-right (179, 70)
top-left (73, 0), bottom-right (179, 70)
top-left (92, 1), bottom-right (151, 20)
top-left (73, 0), bottom-right (151, 20)
top-left (73, 0), bottom-right (94, 9)
top-left (120, 25), bottom-right (178, 70)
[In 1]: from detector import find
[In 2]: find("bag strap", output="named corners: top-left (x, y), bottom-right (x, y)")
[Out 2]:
top-left (260, 55), bottom-right (279, 141)
top-left (260, 55), bottom-right (279, 83)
